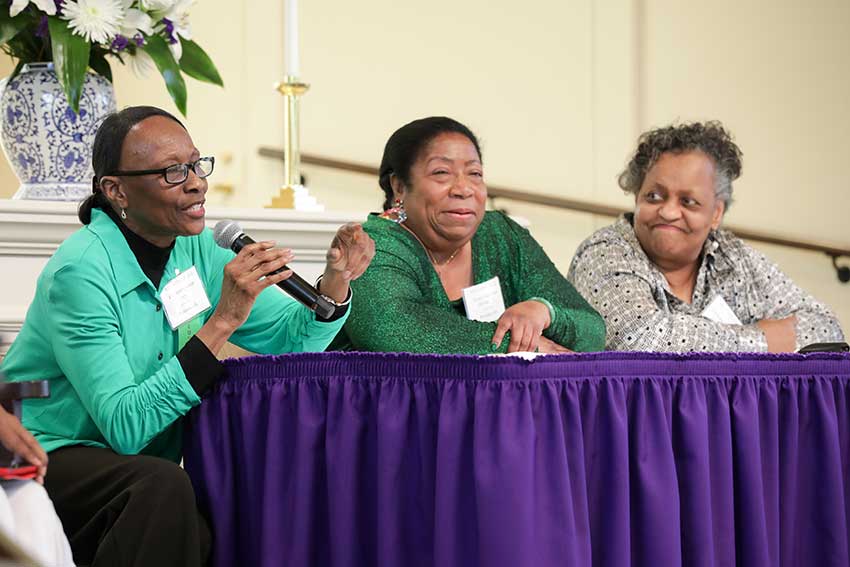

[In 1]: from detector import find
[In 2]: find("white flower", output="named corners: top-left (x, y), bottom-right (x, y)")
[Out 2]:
top-left (116, 0), bottom-right (152, 38)
top-left (128, 49), bottom-right (155, 77)
top-left (161, 0), bottom-right (193, 59)
top-left (164, 0), bottom-right (193, 40)
top-left (9, 0), bottom-right (57, 17)
top-left (61, 0), bottom-right (124, 45)
top-left (167, 38), bottom-right (180, 60)
top-left (139, 0), bottom-right (176, 12)
top-left (120, 8), bottom-right (154, 37)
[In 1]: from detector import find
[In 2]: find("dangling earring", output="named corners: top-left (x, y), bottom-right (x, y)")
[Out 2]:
top-left (120, 208), bottom-right (127, 220)
top-left (380, 198), bottom-right (407, 224)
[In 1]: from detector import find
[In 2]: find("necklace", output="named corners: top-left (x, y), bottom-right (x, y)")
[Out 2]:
top-left (426, 247), bottom-right (460, 268)
top-left (400, 223), bottom-right (463, 273)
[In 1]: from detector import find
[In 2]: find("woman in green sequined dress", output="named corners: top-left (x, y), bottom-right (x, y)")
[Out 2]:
top-left (331, 117), bottom-right (605, 354)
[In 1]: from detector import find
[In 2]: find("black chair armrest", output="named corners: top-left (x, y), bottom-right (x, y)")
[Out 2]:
top-left (0, 376), bottom-right (50, 468)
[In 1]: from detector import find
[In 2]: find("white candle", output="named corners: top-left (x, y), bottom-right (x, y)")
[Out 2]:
top-left (284, 0), bottom-right (300, 77)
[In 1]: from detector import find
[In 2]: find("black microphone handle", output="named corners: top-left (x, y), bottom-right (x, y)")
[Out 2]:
top-left (231, 234), bottom-right (335, 319)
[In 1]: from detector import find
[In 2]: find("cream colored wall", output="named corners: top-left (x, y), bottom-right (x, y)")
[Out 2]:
top-left (0, 0), bottom-right (846, 332)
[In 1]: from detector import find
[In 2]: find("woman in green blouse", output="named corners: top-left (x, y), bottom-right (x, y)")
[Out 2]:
top-left (1, 106), bottom-right (374, 566)
top-left (332, 117), bottom-right (605, 354)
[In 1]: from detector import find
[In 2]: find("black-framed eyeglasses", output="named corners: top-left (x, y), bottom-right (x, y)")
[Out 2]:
top-left (107, 156), bottom-right (215, 185)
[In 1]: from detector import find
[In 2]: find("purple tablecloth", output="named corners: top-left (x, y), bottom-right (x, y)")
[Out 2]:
top-left (183, 351), bottom-right (850, 567)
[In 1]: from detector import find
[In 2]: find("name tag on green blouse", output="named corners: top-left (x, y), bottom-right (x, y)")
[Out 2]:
top-left (462, 276), bottom-right (506, 322)
top-left (160, 266), bottom-right (211, 330)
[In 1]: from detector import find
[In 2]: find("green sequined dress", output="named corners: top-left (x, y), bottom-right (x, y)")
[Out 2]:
top-left (330, 211), bottom-right (605, 354)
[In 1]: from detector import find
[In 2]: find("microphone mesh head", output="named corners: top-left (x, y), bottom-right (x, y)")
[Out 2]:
top-left (213, 220), bottom-right (243, 249)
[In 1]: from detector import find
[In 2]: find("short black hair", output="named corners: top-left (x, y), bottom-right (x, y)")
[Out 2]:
top-left (78, 105), bottom-right (185, 224)
top-left (378, 117), bottom-right (482, 210)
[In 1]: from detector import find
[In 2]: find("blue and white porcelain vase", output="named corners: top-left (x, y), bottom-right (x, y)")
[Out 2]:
top-left (0, 63), bottom-right (117, 201)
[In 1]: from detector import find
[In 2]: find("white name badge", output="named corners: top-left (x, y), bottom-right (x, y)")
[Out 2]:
top-left (700, 294), bottom-right (742, 326)
top-left (462, 276), bottom-right (506, 322)
top-left (160, 266), bottom-right (211, 330)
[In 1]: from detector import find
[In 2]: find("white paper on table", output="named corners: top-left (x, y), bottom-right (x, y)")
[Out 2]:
top-left (700, 294), bottom-right (742, 325)
top-left (487, 352), bottom-right (543, 360)
top-left (461, 276), bottom-right (506, 322)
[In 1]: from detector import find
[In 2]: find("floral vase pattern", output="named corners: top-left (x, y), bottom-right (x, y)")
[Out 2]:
top-left (0, 63), bottom-right (116, 201)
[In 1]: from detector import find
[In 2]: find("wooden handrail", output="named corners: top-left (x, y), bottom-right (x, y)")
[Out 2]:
top-left (258, 147), bottom-right (850, 259)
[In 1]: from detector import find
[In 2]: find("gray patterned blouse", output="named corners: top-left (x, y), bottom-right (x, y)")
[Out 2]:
top-left (567, 215), bottom-right (845, 352)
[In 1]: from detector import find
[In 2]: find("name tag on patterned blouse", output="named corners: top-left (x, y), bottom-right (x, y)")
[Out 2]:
top-left (701, 294), bottom-right (742, 325)
top-left (462, 276), bottom-right (506, 322)
top-left (160, 266), bottom-right (211, 330)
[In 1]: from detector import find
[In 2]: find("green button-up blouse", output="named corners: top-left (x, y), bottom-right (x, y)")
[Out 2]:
top-left (1, 209), bottom-right (347, 462)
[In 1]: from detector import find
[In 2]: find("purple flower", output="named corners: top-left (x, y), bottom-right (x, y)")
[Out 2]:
top-left (53, 0), bottom-right (64, 15)
top-left (35, 15), bottom-right (48, 38)
top-left (111, 34), bottom-right (129, 51)
top-left (133, 33), bottom-right (145, 47)
top-left (161, 17), bottom-right (177, 44)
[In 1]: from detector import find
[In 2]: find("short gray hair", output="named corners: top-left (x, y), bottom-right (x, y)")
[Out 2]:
top-left (618, 121), bottom-right (743, 209)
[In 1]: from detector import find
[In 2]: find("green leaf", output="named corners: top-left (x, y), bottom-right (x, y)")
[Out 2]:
top-left (0, 10), bottom-right (28, 46)
top-left (10, 60), bottom-right (25, 81)
top-left (89, 51), bottom-right (113, 82)
top-left (179, 39), bottom-right (223, 87)
top-left (48, 17), bottom-right (90, 113)
top-left (143, 34), bottom-right (187, 116)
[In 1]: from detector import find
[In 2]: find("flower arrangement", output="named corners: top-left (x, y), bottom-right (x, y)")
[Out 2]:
top-left (0, 0), bottom-right (222, 115)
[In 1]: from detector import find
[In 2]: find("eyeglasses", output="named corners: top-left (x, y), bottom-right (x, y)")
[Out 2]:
top-left (107, 157), bottom-right (215, 185)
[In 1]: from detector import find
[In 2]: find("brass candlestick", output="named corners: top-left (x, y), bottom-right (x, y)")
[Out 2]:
top-left (268, 75), bottom-right (310, 208)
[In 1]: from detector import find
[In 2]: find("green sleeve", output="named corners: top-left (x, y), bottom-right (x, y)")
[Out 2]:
top-left (342, 248), bottom-right (509, 355)
top-left (201, 238), bottom-right (348, 354)
top-left (46, 263), bottom-right (200, 455)
top-left (503, 216), bottom-right (606, 352)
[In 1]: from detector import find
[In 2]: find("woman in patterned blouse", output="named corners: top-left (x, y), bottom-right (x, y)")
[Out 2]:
top-left (568, 121), bottom-right (844, 352)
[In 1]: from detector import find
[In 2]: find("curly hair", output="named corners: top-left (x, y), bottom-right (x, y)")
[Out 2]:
top-left (618, 121), bottom-right (743, 209)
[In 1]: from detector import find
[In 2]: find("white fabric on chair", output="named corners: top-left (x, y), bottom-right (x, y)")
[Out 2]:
top-left (0, 480), bottom-right (74, 566)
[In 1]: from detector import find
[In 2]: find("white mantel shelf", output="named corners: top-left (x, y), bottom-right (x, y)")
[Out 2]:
top-left (0, 199), bottom-right (366, 356)
top-left (0, 199), bottom-right (364, 257)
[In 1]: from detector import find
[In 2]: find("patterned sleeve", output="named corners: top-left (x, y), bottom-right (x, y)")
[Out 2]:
top-left (741, 245), bottom-right (845, 349)
top-left (568, 237), bottom-right (768, 352)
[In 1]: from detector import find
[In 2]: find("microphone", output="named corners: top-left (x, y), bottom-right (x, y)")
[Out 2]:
top-left (213, 220), bottom-right (336, 319)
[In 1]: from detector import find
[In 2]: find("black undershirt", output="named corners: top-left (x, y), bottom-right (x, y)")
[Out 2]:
top-left (102, 206), bottom-right (223, 395)
top-left (103, 206), bottom-right (173, 288)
